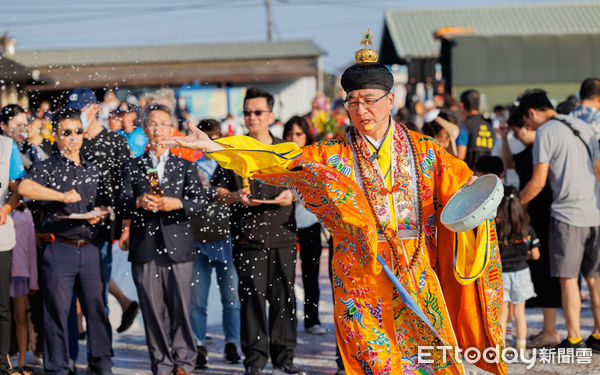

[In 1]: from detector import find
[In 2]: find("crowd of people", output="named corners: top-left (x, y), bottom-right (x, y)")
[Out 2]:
top-left (0, 86), bottom-right (337, 375)
top-left (0, 71), bottom-right (599, 375)
top-left (403, 77), bottom-right (600, 355)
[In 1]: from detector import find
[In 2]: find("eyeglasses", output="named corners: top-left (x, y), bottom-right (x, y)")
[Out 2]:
top-left (146, 121), bottom-right (173, 128)
top-left (243, 110), bottom-right (270, 117)
top-left (62, 128), bottom-right (84, 137)
top-left (344, 93), bottom-right (389, 110)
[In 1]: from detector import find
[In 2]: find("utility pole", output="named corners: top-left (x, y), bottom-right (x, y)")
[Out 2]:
top-left (265, 0), bottom-right (273, 41)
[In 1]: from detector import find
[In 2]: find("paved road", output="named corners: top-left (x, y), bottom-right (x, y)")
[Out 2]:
top-left (20, 244), bottom-right (600, 374)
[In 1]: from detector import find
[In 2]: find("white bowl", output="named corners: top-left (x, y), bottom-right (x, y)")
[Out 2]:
top-left (440, 174), bottom-right (504, 233)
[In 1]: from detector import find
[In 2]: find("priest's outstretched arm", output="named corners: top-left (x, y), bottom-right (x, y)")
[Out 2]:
top-left (161, 122), bottom-right (301, 178)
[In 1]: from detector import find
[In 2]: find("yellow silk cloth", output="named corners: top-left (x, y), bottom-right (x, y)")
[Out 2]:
top-left (454, 220), bottom-right (494, 285)
top-left (209, 130), bottom-right (505, 375)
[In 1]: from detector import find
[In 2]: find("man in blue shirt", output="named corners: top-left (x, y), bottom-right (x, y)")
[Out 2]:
top-left (115, 103), bottom-right (148, 157)
top-left (189, 119), bottom-right (241, 369)
top-left (571, 77), bottom-right (600, 141)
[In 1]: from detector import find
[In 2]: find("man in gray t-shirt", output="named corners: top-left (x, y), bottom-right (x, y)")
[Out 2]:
top-left (533, 115), bottom-right (600, 226)
top-left (517, 89), bottom-right (600, 350)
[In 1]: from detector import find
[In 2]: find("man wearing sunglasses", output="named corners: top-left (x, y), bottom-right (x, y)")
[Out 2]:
top-left (18, 108), bottom-right (113, 375)
top-left (209, 87), bottom-right (303, 375)
top-left (64, 88), bottom-right (141, 337)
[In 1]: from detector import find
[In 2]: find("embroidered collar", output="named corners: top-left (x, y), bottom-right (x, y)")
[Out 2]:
top-left (361, 119), bottom-right (392, 162)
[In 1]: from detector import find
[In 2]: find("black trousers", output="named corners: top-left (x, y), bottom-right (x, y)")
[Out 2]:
top-left (234, 246), bottom-right (297, 370)
top-left (328, 238), bottom-right (344, 370)
top-left (29, 245), bottom-right (45, 356)
top-left (0, 250), bottom-right (12, 373)
top-left (298, 223), bottom-right (322, 328)
top-left (41, 242), bottom-right (112, 375)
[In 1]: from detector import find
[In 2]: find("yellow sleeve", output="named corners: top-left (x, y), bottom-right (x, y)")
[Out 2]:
top-left (453, 219), bottom-right (494, 285)
top-left (206, 135), bottom-right (303, 178)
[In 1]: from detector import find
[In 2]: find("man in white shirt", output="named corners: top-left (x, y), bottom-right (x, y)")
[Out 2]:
top-left (117, 104), bottom-right (206, 375)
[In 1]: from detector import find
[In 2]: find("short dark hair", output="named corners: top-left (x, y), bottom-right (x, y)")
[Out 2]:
top-left (460, 89), bottom-right (480, 112)
top-left (443, 93), bottom-right (457, 108)
top-left (283, 115), bottom-right (314, 145)
top-left (51, 108), bottom-right (81, 132)
top-left (580, 78), bottom-right (600, 101)
top-left (515, 89), bottom-right (554, 120)
top-left (438, 108), bottom-right (458, 124)
top-left (507, 105), bottom-right (524, 128)
top-left (556, 99), bottom-right (577, 115)
top-left (197, 118), bottom-right (221, 134)
top-left (475, 155), bottom-right (504, 177)
top-left (142, 104), bottom-right (173, 127)
top-left (244, 86), bottom-right (274, 111)
top-left (421, 121), bottom-right (444, 139)
top-left (0, 104), bottom-right (26, 125)
top-left (395, 107), bottom-right (411, 123)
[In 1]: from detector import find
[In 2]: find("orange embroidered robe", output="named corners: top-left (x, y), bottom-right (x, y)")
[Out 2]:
top-left (208, 122), bottom-right (505, 375)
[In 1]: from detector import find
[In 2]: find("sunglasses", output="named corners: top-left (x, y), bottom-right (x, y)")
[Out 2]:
top-left (243, 110), bottom-right (270, 117)
top-left (62, 128), bottom-right (84, 137)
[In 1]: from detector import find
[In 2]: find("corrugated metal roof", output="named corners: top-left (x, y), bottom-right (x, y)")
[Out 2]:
top-left (12, 40), bottom-right (325, 68)
top-left (383, 2), bottom-right (600, 59)
top-left (0, 55), bottom-right (35, 82)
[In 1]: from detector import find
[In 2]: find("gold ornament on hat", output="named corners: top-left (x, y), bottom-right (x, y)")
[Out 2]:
top-left (354, 28), bottom-right (378, 63)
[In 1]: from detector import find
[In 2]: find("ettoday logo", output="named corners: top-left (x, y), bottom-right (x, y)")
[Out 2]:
top-left (417, 345), bottom-right (593, 369)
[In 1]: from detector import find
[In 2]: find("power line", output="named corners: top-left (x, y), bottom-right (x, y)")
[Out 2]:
top-left (12, 15), bottom-right (381, 46)
top-left (274, 0), bottom-right (407, 6)
top-left (1, 0), bottom-right (394, 29)
top-left (1, 1), bottom-right (262, 13)
top-left (1, 1), bottom-right (266, 26)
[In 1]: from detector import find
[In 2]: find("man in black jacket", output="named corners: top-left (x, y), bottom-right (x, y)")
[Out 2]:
top-left (211, 87), bottom-right (303, 375)
top-left (117, 104), bottom-right (206, 375)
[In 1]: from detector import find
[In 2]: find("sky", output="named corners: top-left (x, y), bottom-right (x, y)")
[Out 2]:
top-left (0, 0), bottom-right (586, 74)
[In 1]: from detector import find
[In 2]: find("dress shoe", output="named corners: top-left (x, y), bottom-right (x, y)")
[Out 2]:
top-left (224, 343), bottom-right (241, 364)
top-left (244, 367), bottom-right (263, 375)
top-left (195, 345), bottom-right (208, 369)
top-left (172, 367), bottom-right (190, 375)
top-left (87, 369), bottom-right (112, 375)
top-left (116, 301), bottom-right (140, 333)
top-left (272, 363), bottom-right (307, 375)
top-left (306, 324), bottom-right (326, 335)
